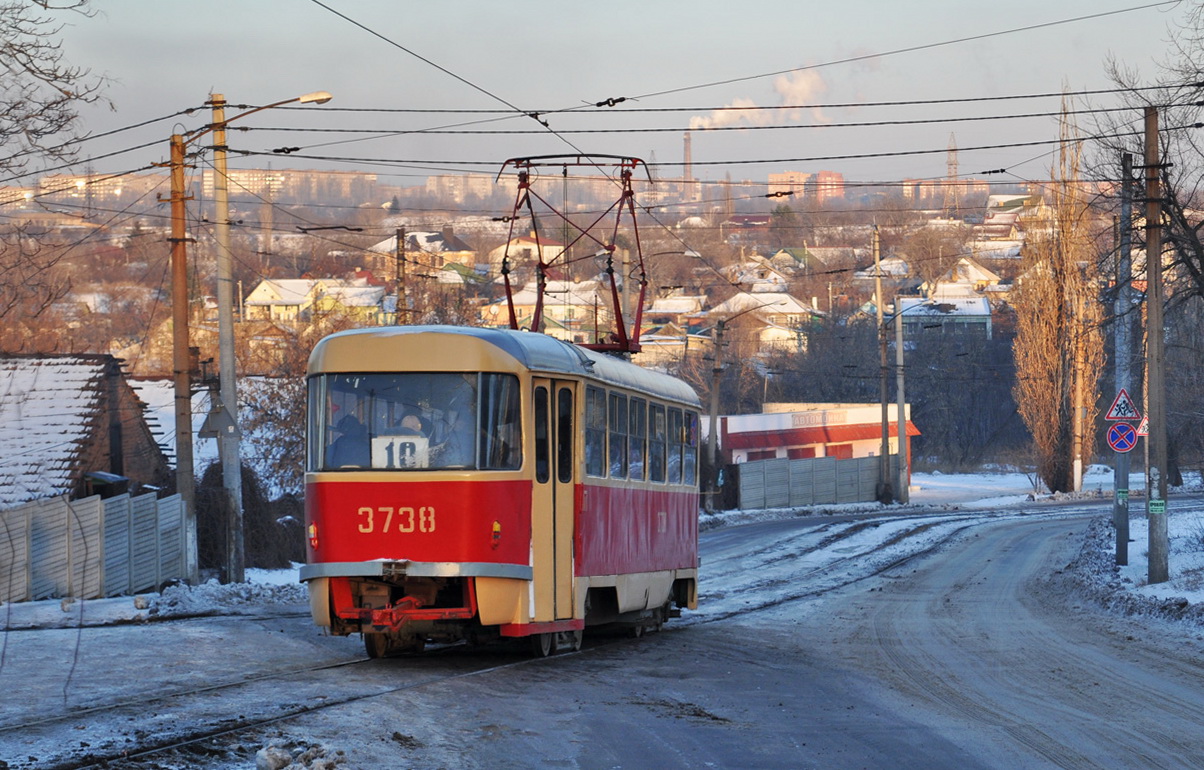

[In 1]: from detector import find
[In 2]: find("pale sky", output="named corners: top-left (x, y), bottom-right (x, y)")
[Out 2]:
top-left (52, 0), bottom-right (1188, 192)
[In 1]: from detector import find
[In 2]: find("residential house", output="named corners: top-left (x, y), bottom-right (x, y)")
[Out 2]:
top-left (243, 278), bottom-right (390, 325)
top-left (923, 256), bottom-right (1002, 297)
top-left (768, 247), bottom-right (828, 275)
top-left (480, 280), bottom-right (611, 344)
top-left (0, 354), bottom-right (171, 509)
top-left (645, 291), bottom-right (707, 327)
top-left (854, 254), bottom-right (911, 281)
top-left (367, 228), bottom-right (479, 275)
top-left (706, 291), bottom-right (823, 352)
top-left (897, 296), bottom-right (993, 339)
top-left (723, 258), bottom-right (792, 293)
top-left (487, 232), bottom-right (567, 276)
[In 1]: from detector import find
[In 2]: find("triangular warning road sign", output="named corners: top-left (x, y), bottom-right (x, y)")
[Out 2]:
top-left (1137, 415), bottom-right (1149, 436)
top-left (1105, 388), bottom-right (1141, 421)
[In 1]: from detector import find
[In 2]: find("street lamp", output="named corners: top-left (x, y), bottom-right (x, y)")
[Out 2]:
top-left (169, 90), bottom-right (332, 583)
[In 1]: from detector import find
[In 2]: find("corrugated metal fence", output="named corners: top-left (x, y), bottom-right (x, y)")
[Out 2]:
top-left (0, 493), bottom-right (185, 602)
top-left (733, 455), bottom-right (900, 509)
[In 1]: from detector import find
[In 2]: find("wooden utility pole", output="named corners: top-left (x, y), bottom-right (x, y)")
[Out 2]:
top-left (168, 133), bottom-right (198, 583)
top-left (1144, 106), bottom-right (1169, 584)
top-left (395, 227), bottom-right (407, 324)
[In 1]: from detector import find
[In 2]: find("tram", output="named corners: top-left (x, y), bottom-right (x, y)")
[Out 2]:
top-left (300, 326), bottom-right (701, 656)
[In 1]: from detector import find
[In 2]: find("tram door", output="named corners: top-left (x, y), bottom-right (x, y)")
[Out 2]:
top-left (532, 379), bottom-right (575, 621)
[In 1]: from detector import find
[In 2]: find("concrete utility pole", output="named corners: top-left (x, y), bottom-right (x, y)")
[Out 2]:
top-left (895, 303), bottom-right (908, 503)
top-left (706, 318), bottom-right (726, 513)
top-left (1144, 106), bottom-right (1169, 584)
top-left (872, 226), bottom-right (893, 503)
top-left (1114, 153), bottom-right (1134, 566)
top-left (210, 94), bottom-right (245, 584)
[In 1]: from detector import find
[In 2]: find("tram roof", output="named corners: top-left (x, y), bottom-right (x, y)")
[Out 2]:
top-left (312, 326), bottom-right (701, 407)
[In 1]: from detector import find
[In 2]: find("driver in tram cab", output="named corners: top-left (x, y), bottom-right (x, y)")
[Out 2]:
top-left (394, 410), bottom-right (430, 437)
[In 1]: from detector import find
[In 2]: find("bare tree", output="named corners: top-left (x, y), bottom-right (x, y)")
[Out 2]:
top-left (1013, 107), bottom-right (1105, 492)
top-left (0, 0), bottom-right (105, 174)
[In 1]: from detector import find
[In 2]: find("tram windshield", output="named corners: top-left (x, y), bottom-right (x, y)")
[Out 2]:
top-left (308, 372), bottom-right (521, 471)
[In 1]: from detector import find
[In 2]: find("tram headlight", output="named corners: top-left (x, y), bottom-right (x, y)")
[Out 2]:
top-left (308, 522), bottom-right (319, 550)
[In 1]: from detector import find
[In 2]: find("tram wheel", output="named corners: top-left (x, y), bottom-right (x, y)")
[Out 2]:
top-left (565, 629), bottom-right (584, 652)
top-left (531, 632), bottom-right (555, 657)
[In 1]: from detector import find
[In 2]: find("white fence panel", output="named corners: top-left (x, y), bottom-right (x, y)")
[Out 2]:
top-left (732, 454), bottom-right (897, 510)
top-left (0, 505), bottom-right (30, 602)
top-left (0, 493), bottom-right (186, 602)
top-left (103, 494), bottom-right (132, 596)
top-left (157, 495), bottom-right (184, 586)
top-left (30, 499), bottom-right (69, 599)
top-left (763, 459), bottom-right (791, 509)
top-left (129, 493), bottom-right (160, 593)
top-left (68, 496), bottom-right (104, 598)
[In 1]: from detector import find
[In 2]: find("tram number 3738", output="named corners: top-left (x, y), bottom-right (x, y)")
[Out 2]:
top-left (356, 506), bottom-right (437, 534)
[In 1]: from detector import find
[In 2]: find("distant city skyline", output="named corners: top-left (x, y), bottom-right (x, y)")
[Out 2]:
top-left (43, 1), bottom-right (1185, 195)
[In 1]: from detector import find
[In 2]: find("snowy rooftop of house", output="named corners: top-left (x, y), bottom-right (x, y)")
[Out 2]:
top-left (898, 296), bottom-right (991, 316)
top-left (708, 291), bottom-right (818, 318)
top-left (493, 280), bottom-right (603, 307)
top-left (320, 285), bottom-right (385, 306)
top-left (854, 254), bottom-right (910, 278)
top-left (648, 295), bottom-right (706, 314)
top-left (368, 230), bottom-right (474, 255)
top-left (0, 356), bottom-right (110, 508)
top-left (244, 279), bottom-right (320, 306)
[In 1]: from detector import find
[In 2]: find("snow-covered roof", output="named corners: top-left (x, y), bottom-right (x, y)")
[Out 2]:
top-left (244, 279), bottom-right (321, 306)
top-left (368, 230), bottom-right (475, 255)
top-left (854, 254), bottom-right (910, 278)
top-left (648, 295), bottom-right (706, 314)
top-left (0, 356), bottom-right (109, 508)
top-left (493, 280), bottom-right (603, 307)
top-left (708, 291), bottom-right (818, 318)
top-left (321, 285), bottom-right (385, 307)
top-left (898, 296), bottom-right (991, 318)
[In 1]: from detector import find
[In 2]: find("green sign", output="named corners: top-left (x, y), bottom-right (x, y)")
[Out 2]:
top-left (1116, 489), bottom-right (1128, 502)
top-left (1149, 499), bottom-right (1166, 514)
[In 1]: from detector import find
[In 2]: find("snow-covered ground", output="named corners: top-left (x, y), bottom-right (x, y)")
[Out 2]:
top-left (4, 467), bottom-right (1203, 630)
top-left (6, 468), bottom-right (1204, 770)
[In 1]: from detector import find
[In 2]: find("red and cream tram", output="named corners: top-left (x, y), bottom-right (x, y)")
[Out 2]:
top-left (300, 326), bottom-right (701, 656)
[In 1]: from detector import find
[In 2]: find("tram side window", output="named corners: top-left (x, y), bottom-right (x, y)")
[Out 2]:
top-left (608, 392), bottom-right (628, 479)
top-left (534, 386), bottom-right (550, 483)
top-left (585, 386), bottom-right (607, 477)
top-left (667, 408), bottom-right (683, 484)
top-left (649, 404), bottom-right (667, 482)
top-left (480, 374), bottom-right (521, 470)
top-left (683, 411), bottom-right (699, 485)
top-left (629, 398), bottom-right (647, 481)
top-left (307, 376), bottom-right (326, 470)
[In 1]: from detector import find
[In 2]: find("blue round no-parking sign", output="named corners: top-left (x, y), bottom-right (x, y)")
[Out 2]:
top-left (1107, 422), bottom-right (1138, 453)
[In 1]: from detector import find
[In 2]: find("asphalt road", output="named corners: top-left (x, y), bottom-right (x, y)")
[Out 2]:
top-left (8, 510), bottom-right (1204, 769)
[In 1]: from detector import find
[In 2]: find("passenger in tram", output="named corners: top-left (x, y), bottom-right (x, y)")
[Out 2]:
top-left (327, 414), bottom-right (370, 468)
